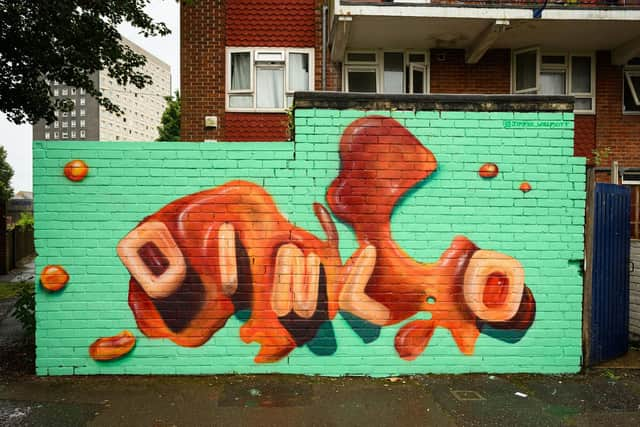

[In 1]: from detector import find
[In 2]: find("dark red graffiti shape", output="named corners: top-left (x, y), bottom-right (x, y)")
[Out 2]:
top-left (116, 116), bottom-right (536, 363)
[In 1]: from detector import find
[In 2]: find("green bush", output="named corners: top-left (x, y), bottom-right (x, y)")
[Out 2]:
top-left (11, 282), bottom-right (35, 338)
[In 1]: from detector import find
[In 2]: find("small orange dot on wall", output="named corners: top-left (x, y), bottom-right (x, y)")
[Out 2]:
top-left (479, 163), bottom-right (499, 178)
top-left (520, 182), bottom-right (532, 193)
top-left (64, 160), bottom-right (89, 182)
top-left (40, 265), bottom-right (69, 292)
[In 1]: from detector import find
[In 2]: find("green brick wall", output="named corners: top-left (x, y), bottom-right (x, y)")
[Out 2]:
top-left (34, 108), bottom-right (585, 375)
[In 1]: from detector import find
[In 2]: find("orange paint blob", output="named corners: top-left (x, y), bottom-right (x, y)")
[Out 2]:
top-left (520, 182), bottom-right (532, 193)
top-left (40, 265), bottom-right (69, 292)
top-left (89, 330), bottom-right (136, 361)
top-left (64, 160), bottom-right (89, 182)
top-left (479, 163), bottom-right (499, 178)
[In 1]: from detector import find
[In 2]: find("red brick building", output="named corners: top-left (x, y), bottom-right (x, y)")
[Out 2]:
top-left (180, 0), bottom-right (640, 166)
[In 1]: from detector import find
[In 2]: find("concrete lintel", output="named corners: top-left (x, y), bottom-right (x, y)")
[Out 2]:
top-left (330, 15), bottom-right (352, 63)
top-left (294, 92), bottom-right (574, 112)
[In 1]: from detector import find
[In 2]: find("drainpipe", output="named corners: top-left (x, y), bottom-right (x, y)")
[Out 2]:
top-left (322, 3), bottom-right (328, 91)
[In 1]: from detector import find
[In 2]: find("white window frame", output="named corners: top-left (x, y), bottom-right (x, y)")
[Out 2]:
top-left (623, 63), bottom-right (640, 115)
top-left (512, 47), bottom-right (540, 94)
top-left (569, 53), bottom-right (596, 114)
top-left (344, 65), bottom-right (379, 93)
top-left (225, 47), bottom-right (315, 113)
top-left (343, 50), bottom-right (430, 94)
top-left (512, 48), bottom-right (595, 114)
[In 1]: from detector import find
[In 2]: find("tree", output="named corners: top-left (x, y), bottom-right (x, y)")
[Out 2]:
top-left (0, 146), bottom-right (14, 202)
top-left (0, 0), bottom-right (171, 125)
top-left (157, 90), bottom-right (180, 141)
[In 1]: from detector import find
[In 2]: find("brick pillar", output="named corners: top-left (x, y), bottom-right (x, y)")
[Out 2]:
top-left (180, 0), bottom-right (226, 141)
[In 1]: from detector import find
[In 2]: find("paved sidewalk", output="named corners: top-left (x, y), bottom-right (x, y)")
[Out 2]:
top-left (0, 366), bottom-right (639, 426)
top-left (0, 256), bottom-right (35, 284)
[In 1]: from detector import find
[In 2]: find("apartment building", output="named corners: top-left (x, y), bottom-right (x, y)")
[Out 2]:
top-left (33, 37), bottom-right (171, 142)
top-left (181, 1), bottom-right (640, 153)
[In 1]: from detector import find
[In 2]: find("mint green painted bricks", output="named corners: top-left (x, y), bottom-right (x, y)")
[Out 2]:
top-left (33, 108), bottom-right (585, 376)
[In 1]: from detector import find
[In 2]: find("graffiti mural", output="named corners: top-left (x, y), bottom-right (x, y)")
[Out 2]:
top-left (111, 116), bottom-right (536, 363)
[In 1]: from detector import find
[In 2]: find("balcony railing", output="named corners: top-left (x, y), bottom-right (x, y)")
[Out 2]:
top-left (342, 0), bottom-right (640, 7)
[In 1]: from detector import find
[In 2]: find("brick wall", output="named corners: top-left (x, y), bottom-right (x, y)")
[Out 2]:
top-left (429, 49), bottom-right (511, 94)
top-left (595, 51), bottom-right (640, 167)
top-left (34, 96), bottom-right (585, 375)
top-left (181, 0), bottom-right (319, 142)
top-left (574, 115), bottom-right (596, 159)
top-left (180, 0), bottom-right (225, 142)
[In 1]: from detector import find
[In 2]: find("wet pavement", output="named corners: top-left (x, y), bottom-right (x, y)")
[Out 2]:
top-left (0, 255), bottom-right (35, 284)
top-left (0, 366), bottom-right (639, 426)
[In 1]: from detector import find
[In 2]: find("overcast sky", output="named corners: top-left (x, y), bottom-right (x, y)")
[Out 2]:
top-left (0, 0), bottom-right (180, 193)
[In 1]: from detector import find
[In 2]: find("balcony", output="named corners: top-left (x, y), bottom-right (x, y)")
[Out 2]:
top-left (329, 0), bottom-right (640, 64)
top-left (341, 0), bottom-right (640, 6)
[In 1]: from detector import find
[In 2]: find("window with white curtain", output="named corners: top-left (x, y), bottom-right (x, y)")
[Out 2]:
top-left (512, 49), bottom-right (595, 113)
top-left (226, 47), bottom-right (314, 112)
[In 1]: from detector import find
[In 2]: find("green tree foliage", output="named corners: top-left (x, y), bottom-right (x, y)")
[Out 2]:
top-left (15, 212), bottom-right (34, 230)
top-left (0, 0), bottom-right (170, 125)
top-left (0, 146), bottom-right (14, 201)
top-left (157, 90), bottom-right (181, 141)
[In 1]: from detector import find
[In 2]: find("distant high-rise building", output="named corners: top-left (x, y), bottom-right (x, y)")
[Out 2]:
top-left (33, 37), bottom-right (171, 142)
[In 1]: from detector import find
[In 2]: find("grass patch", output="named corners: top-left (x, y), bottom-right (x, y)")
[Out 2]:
top-left (0, 281), bottom-right (34, 300)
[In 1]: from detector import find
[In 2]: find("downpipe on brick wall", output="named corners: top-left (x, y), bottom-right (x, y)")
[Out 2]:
top-left (322, 3), bottom-right (328, 91)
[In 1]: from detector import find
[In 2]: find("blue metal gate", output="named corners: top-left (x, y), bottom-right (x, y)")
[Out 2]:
top-left (590, 183), bottom-right (630, 365)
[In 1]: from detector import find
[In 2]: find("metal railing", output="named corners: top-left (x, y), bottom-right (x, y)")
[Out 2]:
top-left (342, 0), bottom-right (640, 7)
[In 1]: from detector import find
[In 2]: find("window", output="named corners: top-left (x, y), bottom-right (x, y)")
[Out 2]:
top-left (62, 112), bottom-right (68, 118)
top-left (80, 120), bottom-right (85, 128)
top-left (71, 88), bottom-right (76, 95)
top-left (624, 58), bottom-right (640, 114)
top-left (54, 132), bottom-right (59, 138)
top-left (512, 49), bottom-right (595, 113)
top-left (44, 132), bottom-right (50, 140)
top-left (226, 48), bottom-right (314, 111)
top-left (54, 121), bottom-right (59, 128)
top-left (62, 132), bottom-right (68, 139)
top-left (344, 50), bottom-right (429, 94)
top-left (80, 98), bottom-right (86, 106)
top-left (62, 88), bottom-right (68, 96)
top-left (53, 88), bottom-right (59, 96)
top-left (80, 88), bottom-right (85, 95)
top-left (71, 130), bottom-right (76, 138)
top-left (62, 121), bottom-right (68, 128)
top-left (80, 109), bottom-right (86, 117)
top-left (71, 120), bottom-right (76, 128)
top-left (80, 130), bottom-right (86, 138)
top-left (71, 110), bottom-right (76, 117)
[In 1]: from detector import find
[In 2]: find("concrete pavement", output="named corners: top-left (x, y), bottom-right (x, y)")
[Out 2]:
top-left (0, 365), bottom-right (639, 426)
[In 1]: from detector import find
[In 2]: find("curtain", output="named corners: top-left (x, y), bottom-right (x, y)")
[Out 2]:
top-left (288, 53), bottom-right (309, 92)
top-left (231, 52), bottom-right (250, 90)
top-left (256, 67), bottom-right (284, 109)
top-left (539, 72), bottom-right (566, 95)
